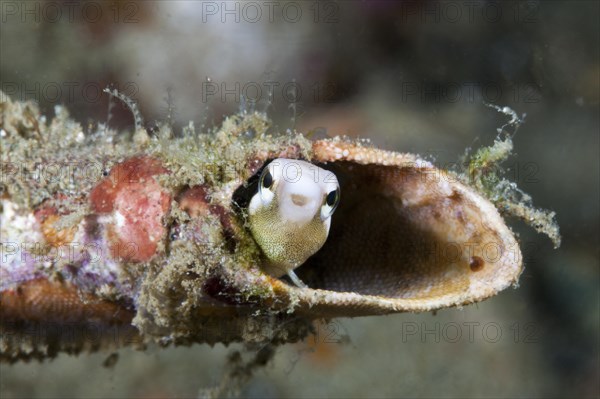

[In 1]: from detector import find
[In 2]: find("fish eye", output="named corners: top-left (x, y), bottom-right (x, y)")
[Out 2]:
top-left (258, 165), bottom-right (276, 204)
top-left (326, 188), bottom-right (339, 207)
top-left (261, 168), bottom-right (274, 189)
top-left (321, 186), bottom-right (340, 220)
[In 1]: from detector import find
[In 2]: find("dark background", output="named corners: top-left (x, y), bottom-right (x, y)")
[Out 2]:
top-left (1, 1), bottom-right (598, 397)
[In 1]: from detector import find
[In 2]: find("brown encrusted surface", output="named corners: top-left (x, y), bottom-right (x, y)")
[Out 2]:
top-left (0, 279), bottom-right (140, 362)
top-left (0, 279), bottom-right (134, 324)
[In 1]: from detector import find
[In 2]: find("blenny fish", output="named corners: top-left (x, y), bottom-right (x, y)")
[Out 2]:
top-left (0, 91), bottom-right (559, 361)
top-left (248, 158), bottom-right (340, 287)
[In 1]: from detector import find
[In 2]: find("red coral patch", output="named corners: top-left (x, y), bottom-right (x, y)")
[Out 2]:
top-left (89, 157), bottom-right (172, 262)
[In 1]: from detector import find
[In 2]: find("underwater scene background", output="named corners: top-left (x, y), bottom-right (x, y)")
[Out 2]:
top-left (0, 1), bottom-right (598, 398)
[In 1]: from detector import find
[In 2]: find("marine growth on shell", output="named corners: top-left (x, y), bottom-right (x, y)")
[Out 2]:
top-left (0, 91), bottom-right (560, 361)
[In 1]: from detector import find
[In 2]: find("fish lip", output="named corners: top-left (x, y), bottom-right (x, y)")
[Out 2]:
top-left (290, 193), bottom-right (309, 206)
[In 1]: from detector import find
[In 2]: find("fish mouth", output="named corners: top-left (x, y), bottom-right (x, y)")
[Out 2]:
top-left (290, 194), bottom-right (309, 206)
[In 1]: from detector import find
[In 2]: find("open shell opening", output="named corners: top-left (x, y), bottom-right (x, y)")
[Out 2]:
top-left (292, 159), bottom-right (522, 311)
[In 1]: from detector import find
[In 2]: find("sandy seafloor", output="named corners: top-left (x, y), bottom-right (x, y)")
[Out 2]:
top-left (0, 1), bottom-right (598, 398)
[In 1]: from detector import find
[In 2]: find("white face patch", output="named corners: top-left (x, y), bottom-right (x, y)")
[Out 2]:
top-left (251, 159), bottom-right (340, 224)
